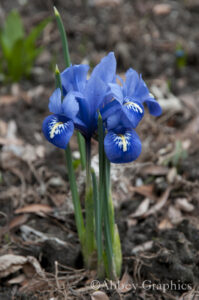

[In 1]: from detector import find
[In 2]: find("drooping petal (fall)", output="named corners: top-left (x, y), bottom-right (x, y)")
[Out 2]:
top-left (141, 96), bottom-right (162, 116)
top-left (121, 100), bottom-right (144, 128)
top-left (42, 114), bottom-right (74, 149)
top-left (104, 129), bottom-right (142, 163)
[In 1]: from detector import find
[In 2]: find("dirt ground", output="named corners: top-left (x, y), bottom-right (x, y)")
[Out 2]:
top-left (0, 0), bottom-right (199, 299)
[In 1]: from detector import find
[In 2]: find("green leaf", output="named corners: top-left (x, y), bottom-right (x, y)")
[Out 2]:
top-left (92, 168), bottom-right (104, 278)
top-left (77, 132), bottom-right (86, 170)
top-left (0, 12), bottom-right (50, 83)
top-left (6, 39), bottom-right (25, 81)
top-left (25, 18), bottom-right (50, 48)
top-left (1, 11), bottom-right (24, 56)
top-left (54, 6), bottom-right (70, 67)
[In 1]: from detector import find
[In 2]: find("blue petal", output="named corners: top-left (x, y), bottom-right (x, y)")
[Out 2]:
top-left (107, 111), bottom-right (123, 130)
top-left (62, 91), bottom-right (79, 121)
top-left (108, 83), bottom-right (123, 103)
top-left (73, 116), bottom-right (88, 136)
top-left (123, 68), bottom-right (139, 98)
top-left (49, 88), bottom-right (62, 114)
top-left (42, 114), bottom-right (74, 149)
top-left (84, 75), bottom-right (107, 117)
top-left (144, 96), bottom-right (162, 116)
top-left (104, 129), bottom-right (142, 163)
top-left (90, 52), bottom-right (116, 83)
top-left (121, 100), bottom-right (144, 128)
top-left (61, 64), bottom-right (89, 94)
top-left (76, 96), bottom-right (90, 132)
top-left (134, 76), bottom-right (150, 100)
top-left (101, 100), bottom-right (122, 121)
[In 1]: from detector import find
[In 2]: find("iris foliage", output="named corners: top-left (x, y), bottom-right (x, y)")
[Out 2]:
top-left (42, 7), bottom-right (162, 279)
top-left (0, 10), bottom-right (50, 82)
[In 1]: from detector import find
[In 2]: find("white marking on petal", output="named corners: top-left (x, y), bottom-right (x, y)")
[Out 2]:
top-left (112, 132), bottom-right (131, 152)
top-left (124, 101), bottom-right (143, 114)
top-left (48, 117), bottom-right (69, 139)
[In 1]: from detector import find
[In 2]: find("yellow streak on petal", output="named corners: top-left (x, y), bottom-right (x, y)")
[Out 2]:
top-left (50, 122), bottom-right (63, 139)
top-left (119, 134), bottom-right (127, 152)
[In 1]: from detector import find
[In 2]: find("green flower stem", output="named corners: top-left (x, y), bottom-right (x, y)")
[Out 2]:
top-left (65, 146), bottom-right (85, 246)
top-left (97, 114), bottom-right (106, 277)
top-left (92, 168), bottom-right (104, 278)
top-left (55, 66), bottom-right (85, 247)
top-left (103, 157), bottom-right (116, 280)
top-left (77, 132), bottom-right (86, 170)
top-left (54, 6), bottom-right (86, 170)
top-left (84, 138), bottom-right (95, 268)
top-left (105, 156), bottom-right (122, 278)
top-left (98, 114), bottom-right (115, 279)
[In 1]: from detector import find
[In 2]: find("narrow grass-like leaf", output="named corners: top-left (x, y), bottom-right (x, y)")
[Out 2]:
top-left (54, 6), bottom-right (70, 67)
top-left (98, 113), bottom-right (116, 279)
top-left (77, 132), bottom-right (86, 170)
top-left (84, 138), bottom-right (95, 268)
top-left (55, 66), bottom-right (85, 245)
top-left (65, 146), bottom-right (85, 245)
top-left (91, 168), bottom-right (104, 278)
top-left (1, 10), bottom-right (24, 56)
top-left (55, 65), bottom-right (63, 95)
top-left (113, 224), bottom-right (122, 277)
top-left (54, 6), bottom-right (86, 170)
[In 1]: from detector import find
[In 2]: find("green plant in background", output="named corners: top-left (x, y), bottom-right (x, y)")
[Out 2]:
top-left (163, 140), bottom-right (188, 168)
top-left (175, 44), bottom-right (187, 69)
top-left (0, 10), bottom-right (50, 82)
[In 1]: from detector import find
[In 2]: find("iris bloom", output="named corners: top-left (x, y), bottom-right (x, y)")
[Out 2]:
top-left (100, 68), bottom-right (162, 163)
top-left (43, 53), bottom-right (116, 145)
top-left (42, 52), bottom-right (161, 163)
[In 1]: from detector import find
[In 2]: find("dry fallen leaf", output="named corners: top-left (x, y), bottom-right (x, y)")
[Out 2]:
top-left (9, 214), bottom-right (29, 230)
top-left (153, 4), bottom-right (172, 15)
top-left (7, 274), bottom-right (26, 285)
top-left (143, 187), bottom-right (171, 217)
top-left (176, 198), bottom-right (194, 212)
top-left (0, 95), bottom-right (18, 106)
top-left (91, 291), bottom-right (110, 300)
top-left (117, 270), bottom-right (133, 293)
top-left (0, 254), bottom-right (45, 279)
top-left (15, 204), bottom-right (53, 214)
top-left (129, 184), bottom-right (156, 201)
top-left (158, 218), bottom-right (173, 230)
top-left (168, 205), bottom-right (183, 225)
top-left (0, 255), bottom-right (26, 278)
top-left (140, 165), bottom-right (169, 176)
top-left (90, 0), bottom-right (121, 8)
top-left (132, 241), bottom-right (154, 255)
top-left (130, 198), bottom-right (150, 218)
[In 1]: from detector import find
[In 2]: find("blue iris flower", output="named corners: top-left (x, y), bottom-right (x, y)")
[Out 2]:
top-left (100, 68), bottom-right (162, 163)
top-left (71, 52), bottom-right (116, 137)
top-left (42, 52), bottom-right (116, 146)
top-left (101, 68), bottom-right (162, 131)
top-left (42, 52), bottom-right (162, 164)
